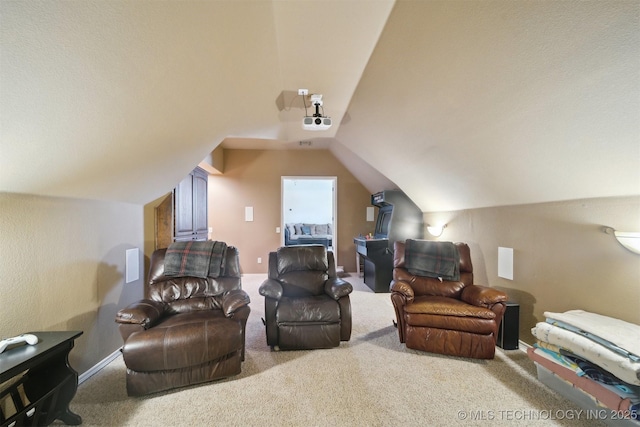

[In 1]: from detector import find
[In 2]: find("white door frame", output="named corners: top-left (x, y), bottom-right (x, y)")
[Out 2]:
top-left (281, 176), bottom-right (338, 265)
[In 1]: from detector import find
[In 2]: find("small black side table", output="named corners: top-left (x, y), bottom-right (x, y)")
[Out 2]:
top-left (497, 302), bottom-right (519, 350)
top-left (0, 331), bottom-right (83, 426)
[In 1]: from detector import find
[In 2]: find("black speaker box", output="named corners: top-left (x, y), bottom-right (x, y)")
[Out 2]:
top-left (497, 302), bottom-right (519, 350)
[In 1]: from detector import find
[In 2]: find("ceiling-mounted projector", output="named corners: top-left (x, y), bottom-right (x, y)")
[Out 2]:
top-left (302, 94), bottom-right (332, 131)
top-left (302, 116), bottom-right (332, 131)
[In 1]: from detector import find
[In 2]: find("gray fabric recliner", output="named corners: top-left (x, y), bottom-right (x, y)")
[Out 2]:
top-left (259, 245), bottom-right (352, 350)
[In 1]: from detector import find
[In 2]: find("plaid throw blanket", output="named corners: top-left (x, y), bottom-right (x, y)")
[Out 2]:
top-left (164, 241), bottom-right (227, 278)
top-left (405, 239), bottom-right (460, 281)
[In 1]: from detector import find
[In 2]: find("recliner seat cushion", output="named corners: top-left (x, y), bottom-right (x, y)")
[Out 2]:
top-left (405, 296), bottom-right (496, 318)
top-left (276, 296), bottom-right (341, 324)
top-left (123, 313), bottom-right (242, 372)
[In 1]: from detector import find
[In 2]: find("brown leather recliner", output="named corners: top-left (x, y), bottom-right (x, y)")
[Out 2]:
top-left (259, 245), bottom-right (353, 350)
top-left (390, 241), bottom-right (508, 359)
top-left (115, 245), bottom-right (250, 396)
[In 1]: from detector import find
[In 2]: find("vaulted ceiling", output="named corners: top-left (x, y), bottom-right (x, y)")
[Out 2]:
top-left (1, 1), bottom-right (638, 212)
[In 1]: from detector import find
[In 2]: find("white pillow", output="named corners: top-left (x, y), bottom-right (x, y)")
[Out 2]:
top-left (315, 224), bottom-right (328, 235)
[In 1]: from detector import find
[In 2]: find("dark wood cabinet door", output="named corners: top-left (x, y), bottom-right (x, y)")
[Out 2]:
top-left (154, 167), bottom-right (208, 248)
top-left (174, 173), bottom-right (195, 237)
top-left (192, 167), bottom-right (208, 236)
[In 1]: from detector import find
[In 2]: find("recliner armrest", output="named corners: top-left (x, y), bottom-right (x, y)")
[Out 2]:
top-left (115, 299), bottom-right (165, 329)
top-left (390, 280), bottom-right (415, 302)
top-left (258, 279), bottom-right (283, 300)
top-left (324, 277), bottom-right (353, 300)
top-left (460, 284), bottom-right (508, 308)
top-left (222, 289), bottom-right (251, 317)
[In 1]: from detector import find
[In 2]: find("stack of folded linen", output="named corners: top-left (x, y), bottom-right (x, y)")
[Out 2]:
top-left (529, 310), bottom-right (640, 425)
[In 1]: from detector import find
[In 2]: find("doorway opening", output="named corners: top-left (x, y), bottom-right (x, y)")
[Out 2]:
top-left (281, 176), bottom-right (337, 264)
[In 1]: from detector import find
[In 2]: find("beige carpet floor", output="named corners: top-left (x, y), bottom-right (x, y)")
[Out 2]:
top-left (58, 273), bottom-right (607, 426)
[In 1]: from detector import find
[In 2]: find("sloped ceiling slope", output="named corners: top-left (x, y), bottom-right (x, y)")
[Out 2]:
top-left (335, 0), bottom-right (640, 212)
top-left (0, 1), bottom-right (276, 203)
top-left (1, 1), bottom-right (638, 211)
top-left (0, 1), bottom-right (393, 204)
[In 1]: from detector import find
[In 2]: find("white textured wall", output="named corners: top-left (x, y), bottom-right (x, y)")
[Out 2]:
top-left (0, 192), bottom-right (144, 373)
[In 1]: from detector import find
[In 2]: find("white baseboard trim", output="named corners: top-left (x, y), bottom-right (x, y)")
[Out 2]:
top-left (78, 347), bottom-right (122, 385)
top-left (519, 339), bottom-right (532, 352)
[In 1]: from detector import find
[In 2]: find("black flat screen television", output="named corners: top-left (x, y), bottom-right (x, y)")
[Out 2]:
top-left (374, 206), bottom-right (392, 239)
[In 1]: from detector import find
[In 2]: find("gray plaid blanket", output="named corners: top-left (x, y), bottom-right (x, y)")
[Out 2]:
top-left (405, 239), bottom-right (460, 281)
top-left (164, 240), bottom-right (227, 278)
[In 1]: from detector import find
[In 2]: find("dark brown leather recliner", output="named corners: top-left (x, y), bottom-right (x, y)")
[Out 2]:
top-left (390, 240), bottom-right (508, 359)
top-left (115, 245), bottom-right (250, 396)
top-left (259, 245), bottom-right (353, 350)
